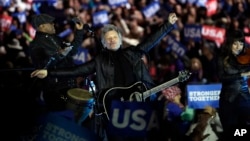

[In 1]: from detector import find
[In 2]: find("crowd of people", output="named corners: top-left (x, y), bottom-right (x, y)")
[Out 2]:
top-left (1, 0), bottom-right (250, 141)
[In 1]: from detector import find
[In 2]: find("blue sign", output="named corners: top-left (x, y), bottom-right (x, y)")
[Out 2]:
top-left (36, 111), bottom-right (97, 141)
top-left (142, 1), bottom-right (160, 18)
top-left (166, 35), bottom-right (186, 57)
top-left (12, 11), bottom-right (27, 24)
top-left (92, 10), bottom-right (109, 27)
top-left (108, 0), bottom-right (128, 7)
top-left (108, 100), bottom-right (164, 137)
top-left (0, 0), bottom-right (10, 7)
top-left (73, 47), bottom-right (90, 65)
top-left (186, 83), bottom-right (221, 109)
top-left (183, 24), bottom-right (202, 42)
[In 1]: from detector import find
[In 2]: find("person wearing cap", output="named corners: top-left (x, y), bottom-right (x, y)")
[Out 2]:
top-left (160, 85), bottom-right (194, 141)
top-left (30, 12), bottom-right (178, 141)
top-left (29, 13), bottom-right (85, 112)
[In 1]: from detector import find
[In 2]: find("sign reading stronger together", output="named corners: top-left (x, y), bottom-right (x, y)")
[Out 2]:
top-left (186, 83), bottom-right (221, 109)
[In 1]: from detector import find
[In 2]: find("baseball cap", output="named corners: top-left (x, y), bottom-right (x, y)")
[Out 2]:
top-left (31, 14), bottom-right (55, 29)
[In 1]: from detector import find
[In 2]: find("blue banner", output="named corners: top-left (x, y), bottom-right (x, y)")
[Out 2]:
top-left (186, 83), bottom-right (221, 109)
top-left (36, 111), bottom-right (97, 141)
top-left (107, 100), bottom-right (165, 137)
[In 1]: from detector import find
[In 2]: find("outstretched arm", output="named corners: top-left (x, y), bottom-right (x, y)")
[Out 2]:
top-left (31, 70), bottom-right (48, 79)
top-left (136, 12), bottom-right (178, 52)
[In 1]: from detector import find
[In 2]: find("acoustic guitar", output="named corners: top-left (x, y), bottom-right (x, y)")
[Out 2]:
top-left (97, 70), bottom-right (191, 120)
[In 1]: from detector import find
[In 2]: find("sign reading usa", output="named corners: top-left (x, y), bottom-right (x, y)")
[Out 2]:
top-left (202, 25), bottom-right (226, 47)
top-left (183, 24), bottom-right (202, 42)
top-left (108, 100), bottom-right (164, 138)
top-left (186, 83), bottom-right (221, 109)
top-left (166, 35), bottom-right (186, 57)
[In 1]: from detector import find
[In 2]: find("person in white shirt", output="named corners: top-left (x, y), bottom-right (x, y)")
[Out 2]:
top-left (186, 106), bottom-right (223, 141)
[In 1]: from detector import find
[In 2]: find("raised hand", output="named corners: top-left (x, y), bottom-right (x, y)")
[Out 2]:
top-left (168, 12), bottom-right (178, 25)
top-left (72, 17), bottom-right (84, 30)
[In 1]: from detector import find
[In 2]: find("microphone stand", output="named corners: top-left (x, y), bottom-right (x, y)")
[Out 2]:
top-left (29, 56), bottom-right (56, 94)
top-left (84, 76), bottom-right (103, 136)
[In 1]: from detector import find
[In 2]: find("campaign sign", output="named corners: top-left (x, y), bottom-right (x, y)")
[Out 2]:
top-left (195, 0), bottom-right (207, 7)
top-left (108, 100), bottom-right (165, 138)
top-left (12, 11), bottom-right (27, 24)
top-left (0, 14), bottom-right (12, 32)
top-left (202, 25), bottom-right (226, 47)
top-left (92, 10), bottom-right (109, 27)
top-left (36, 111), bottom-right (97, 141)
top-left (142, 1), bottom-right (160, 18)
top-left (183, 24), bottom-right (202, 42)
top-left (206, 0), bottom-right (218, 17)
top-left (246, 36), bottom-right (250, 45)
top-left (0, 0), bottom-right (10, 7)
top-left (166, 35), bottom-right (186, 57)
top-left (108, 0), bottom-right (128, 7)
top-left (73, 47), bottom-right (90, 65)
top-left (27, 23), bottom-right (36, 39)
top-left (186, 83), bottom-right (221, 109)
top-left (244, 26), bottom-right (250, 45)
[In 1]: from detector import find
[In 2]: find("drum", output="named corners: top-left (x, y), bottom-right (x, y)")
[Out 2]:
top-left (66, 88), bottom-right (94, 125)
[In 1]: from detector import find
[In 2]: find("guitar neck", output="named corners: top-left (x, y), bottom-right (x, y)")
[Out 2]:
top-left (142, 77), bottom-right (180, 100)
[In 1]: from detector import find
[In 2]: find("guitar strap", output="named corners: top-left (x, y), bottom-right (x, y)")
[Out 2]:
top-left (123, 49), bottom-right (157, 101)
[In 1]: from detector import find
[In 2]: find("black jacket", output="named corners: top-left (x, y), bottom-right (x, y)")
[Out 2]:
top-left (218, 54), bottom-right (250, 102)
top-left (30, 29), bottom-right (85, 69)
top-left (48, 22), bottom-right (174, 93)
top-left (30, 28), bottom-right (85, 88)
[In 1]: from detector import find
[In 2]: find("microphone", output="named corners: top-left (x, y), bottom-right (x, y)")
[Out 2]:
top-left (71, 17), bottom-right (93, 33)
top-left (44, 56), bottom-right (55, 69)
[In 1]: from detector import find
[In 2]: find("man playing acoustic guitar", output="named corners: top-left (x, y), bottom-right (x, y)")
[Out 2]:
top-left (31, 12), bottom-right (178, 141)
